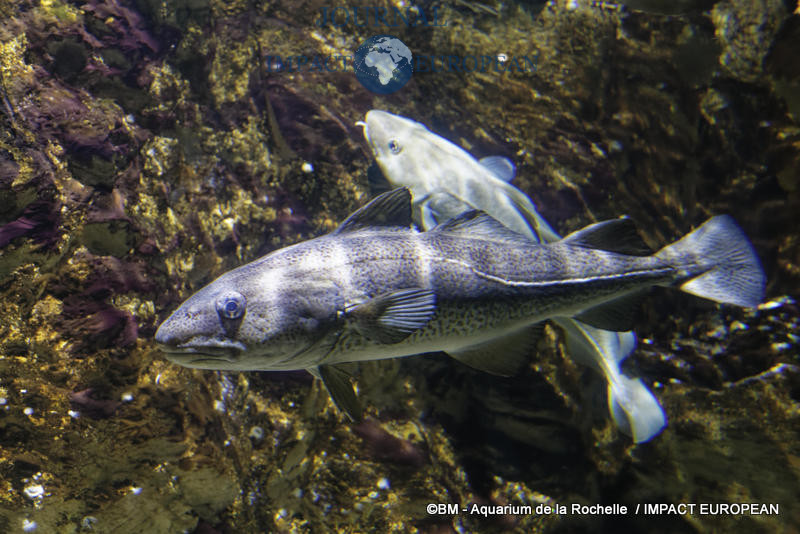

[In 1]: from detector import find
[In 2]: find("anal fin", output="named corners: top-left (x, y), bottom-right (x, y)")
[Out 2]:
top-left (573, 292), bottom-right (644, 331)
top-left (446, 324), bottom-right (543, 376)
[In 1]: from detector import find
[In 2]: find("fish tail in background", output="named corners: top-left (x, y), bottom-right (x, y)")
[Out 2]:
top-left (656, 215), bottom-right (766, 308)
top-left (607, 374), bottom-right (666, 444)
top-left (601, 328), bottom-right (667, 444)
top-left (555, 319), bottom-right (666, 443)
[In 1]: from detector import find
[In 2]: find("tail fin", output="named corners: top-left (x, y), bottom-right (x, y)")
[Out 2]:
top-left (555, 318), bottom-right (666, 443)
top-left (607, 374), bottom-right (666, 443)
top-left (656, 215), bottom-right (765, 308)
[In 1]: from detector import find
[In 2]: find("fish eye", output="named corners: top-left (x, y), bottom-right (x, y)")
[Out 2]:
top-left (216, 291), bottom-right (246, 320)
top-left (388, 139), bottom-right (402, 154)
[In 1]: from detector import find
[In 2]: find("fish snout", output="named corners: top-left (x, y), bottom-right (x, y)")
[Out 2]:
top-left (154, 319), bottom-right (179, 348)
top-left (362, 110), bottom-right (394, 145)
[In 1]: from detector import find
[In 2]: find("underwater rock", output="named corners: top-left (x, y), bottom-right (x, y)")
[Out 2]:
top-left (68, 388), bottom-right (123, 419)
top-left (80, 189), bottom-right (140, 256)
top-left (352, 419), bottom-right (428, 467)
top-left (61, 306), bottom-right (139, 350)
top-left (47, 38), bottom-right (89, 81)
top-left (711, 0), bottom-right (790, 84)
top-left (0, 199), bottom-right (60, 249)
top-left (619, 363), bottom-right (800, 533)
top-left (82, 0), bottom-right (161, 54)
top-left (764, 14), bottom-right (800, 195)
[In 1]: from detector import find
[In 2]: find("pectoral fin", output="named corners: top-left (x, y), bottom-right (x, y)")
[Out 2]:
top-left (315, 365), bottom-right (363, 422)
top-left (479, 156), bottom-right (516, 182)
top-left (417, 192), bottom-right (472, 230)
top-left (417, 201), bottom-right (439, 231)
top-left (347, 288), bottom-right (437, 344)
top-left (425, 192), bottom-right (472, 227)
top-left (446, 324), bottom-right (543, 376)
top-left (431, 210), bottom-right (532, 246)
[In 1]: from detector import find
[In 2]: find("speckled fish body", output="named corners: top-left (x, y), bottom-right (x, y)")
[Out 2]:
top-left (156, 188), bottom-right (765, 421)
top-left (156, 188), bottom-right (764, 370)
top-left (156, 214), bottom-right (664, 369)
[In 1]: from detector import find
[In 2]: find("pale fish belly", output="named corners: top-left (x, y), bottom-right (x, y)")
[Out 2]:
top-left (318, 297), bottom-right (544, 367)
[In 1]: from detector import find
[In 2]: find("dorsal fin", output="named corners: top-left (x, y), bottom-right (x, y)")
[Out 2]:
top-left (561, 218), bottom-right (652, 256)
top-left (430, 210), bottom-right (532, 245)
top-left (334, 187), bottom-right (413, 234)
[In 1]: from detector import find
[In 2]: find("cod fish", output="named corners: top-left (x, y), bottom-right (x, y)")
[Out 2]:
top-left (156, 188), bottom-right (765, 427)
top-left (360, 110), bottom-right (662, 441)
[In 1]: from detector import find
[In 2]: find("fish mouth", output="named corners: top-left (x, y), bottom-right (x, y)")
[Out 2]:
top-left (157, 339), bottom-right (246, 365)
top-left (356, 119), bottom-right (374, 148)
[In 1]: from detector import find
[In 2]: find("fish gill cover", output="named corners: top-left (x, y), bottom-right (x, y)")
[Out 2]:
top-left (0, 0), bottom-right (799, 533)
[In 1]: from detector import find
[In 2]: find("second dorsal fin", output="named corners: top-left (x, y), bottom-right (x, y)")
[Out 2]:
top-left (431, 210), bottom-right (532, 246)
top-left (561, 218), bottom-right (652, 256)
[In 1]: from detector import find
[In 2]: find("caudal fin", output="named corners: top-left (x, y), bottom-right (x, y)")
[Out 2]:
top-left (555, 318), bottom-right (666, 443)
top-left (656, 215), bottom-right (765, 308)
top-left (608, 375), bottom-right (667, 443)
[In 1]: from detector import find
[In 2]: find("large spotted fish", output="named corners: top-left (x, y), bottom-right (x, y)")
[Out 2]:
top-left (156, 188), bottom-right (765, 427)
